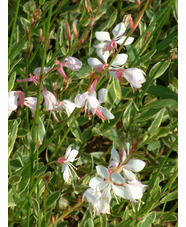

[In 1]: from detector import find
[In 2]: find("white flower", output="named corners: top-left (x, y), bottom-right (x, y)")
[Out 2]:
top-left (58, 145), bottom-right (79, 183)
top-left (33, 66), bottom-right (51, 75)
top-left (95, 22), bottom-right (134, 52)
top-left (89, 165), bottom-right (127, 202)
top-left (62, 57), bottom-right (82, 71)
top-left (109, 144), bottom-right (145, 181)
top-left (123, 68), bottom-right (146, 89)
top-left (56, 100), bottom-right (76, 117)
top-left (8, 91), bottom-right (19, 117)
top-left (82, 188), bottom-right (110, 215)
top-left (124, 179), bottom-right (147, 202)
top-left (24, 97), bottom-right (37, 112)
top-left (88, 48), bottom-right (128, 76)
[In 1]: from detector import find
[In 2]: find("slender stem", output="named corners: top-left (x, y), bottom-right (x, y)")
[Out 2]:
top-left (50, 0), bottom-right (65, 27)
top-left (8, 0), bottom-right (21, 57)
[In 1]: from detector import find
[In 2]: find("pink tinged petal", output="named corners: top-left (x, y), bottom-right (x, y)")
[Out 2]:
top-left (94, 42), bottom-right (108, 49)
top-left (89, 177), bottom-right (107, 190)
top-left (17, 91), bottom-right (25, 108)
top-left (95, 108), bottom-right (106, 120)
top-left (58, 157), bottom-right (67, 165)
top-left (67, 149), bottom-right (78, 162)
top-left (95, 31), bottom-right (111, 41)
top-left (96, 49), bottom-right (109, 63)
top-left (116, 69), bottom-right (125, 84)
top-left (123, 168), bottom-right (136, 181)
top-left (74, 92), bottom-right (88, 108)
top-left (89, 77), bottom-right (100, 93)
top-left (96, 165), bottom-right (109, 180)
top-left (98, 88), bottom-right (107, 104)
top-left (87, 58), bottom-right (103, 68)
top-left (52, 111), bottom-right (59, 122)
top-left (112, 22), bottom-right (126, 39)
top-left (99, 106), bottom-right (115, 120)
top-left (125, 159), bottom-right (145, 172)
top-left (108, 160), bottom-right (118, 169)
top-left (63, 57), bottom-right (82, 71)
top-left (111, 147), bottom-right (120, 163)
top-left (33, 66), bottom-right (51, 75)
top-left (96, 64), bottom-right (108, 73)
top-left (24, 97), bottom-right (37, 111)
top-left (57, 64), bottom-right (69, 80)
top-left (116, 36), bottom-right (134, 46)
top-left (112, 185), bottom-right (127, 198)
top-left (65, 145), bottom-right (72, 159)
top-left (112, 54), bottom-right (128, 67)
top-left (111, 172), bottom-right (125, 184)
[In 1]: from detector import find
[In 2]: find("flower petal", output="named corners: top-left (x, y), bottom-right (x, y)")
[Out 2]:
top-left (74, 92), bottom-right (88, 108)
top-left (111, 147), bottom-right (120, 163)
top-left (96, 165), bottom-right (109, 180)
top-left (125, 159), bottom-right (145, 172)
top-left (112, 185), bottom-right (127, 198)
top-left (112, 22), bottom-right (126, 39)
top-left (65, 145), bottom-right (72, 159)
top-left (63, 165), bottom-right (71, 182)
top-left (112, 54), bottom-right (128, 67)
top-left (95, 31), bottom-right (111, 41)
top-left (96, 49), bottom-right (109, 63)
top-left (111, 172), bottom-right (125, 184)
top-left (67, 149), bottom-right (78, 162)
top-left (123, 168), bottom-right (136, 181)
top-left (116, 36), bottom-right (134, 45)
top-left (98, 88), bottom-right (107, 103)
top-left (94, 42), bottom-right (108, 49)
top-left (89, 177), bottom-right (107, 191)
top-left (87, 58), bottom-right (103, 68)
top-left (121, 147), bottom-right (127, 162)
top-left (99, 106), bottom-right (115, 120)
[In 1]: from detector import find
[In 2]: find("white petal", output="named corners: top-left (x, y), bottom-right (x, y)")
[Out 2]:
top-left (98, 88), bottom-right (107, 103)
top-left (112, 185), bottom-right (127, 198)
top-left (96, 49), bottom-right (109, 63)
top-left (83, 188), bottom-right (99, 203)
top-left (123, 168), bottom-right (136, 181)
top-left (74, 92), bottom-right (88, 108)
top-left (111, 172), bottom-right (125, 184)
top-left (99, 106), bottom-right (115, 120)
top-left (95, 31), bottom-right (111, 41)
top-left (112, 22), bottom-right (125, 39)
top-left (125, 142), bottom-right (130, 155)
top-left (112, 54), bottom-right (128, 67)
top-left (63, 57), bottom-right (82, 71)
top-left (89, 177), bottom-right (107, 191)
top-left (121, 147), bottom-right (127, 162)
top-left (87, 58), bottom-right (103, 68)
top-left (94, 42), bottom-right (108, 49)
top-left (63, 165), bottom-right (71, 182)
top-left (67, 149), bottom-right (78, 162)
top-left (8, 91), bottom-right (18, 112)
top-left (111, 147), bottom-right (120, 163)
top-left (65, 145), bottom-right (72, 159)
top-left (125, 159), bottom-right (145, 172)
top-left (61, 100), bottom-right (76, 116)
top-left (96, 165), bottom-right (109, 180)
top-left (116, 36), bottom-right (134, 46)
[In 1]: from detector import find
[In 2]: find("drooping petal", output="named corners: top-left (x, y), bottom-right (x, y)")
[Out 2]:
top-left (98, 88), bottom-right (108, 104)
top-left (67, 149), bottom-right (78, 162)
top-left (116, 36), bottom-right (134, 46)
top-left (87, 58), bottom-right (103, 68)
top-left (89, 177), bottom-right (107, 191)
top-left (111, 172), bottom-right (125, 184)
top-left (111, 147), bottom-right (120, 163)
top-left (112, 184), bottom-right (127, 198)
top-left (63, 57), bottom-right (82, 71)
top-left (96, 165), bottom-right (109, 180)
top-left (99, 106), bottom-right (115, 120)
top-left (87, 94), bottom-right (99, 114)
top-left (96, 49), bottom-right (109, 63)
top-left (112, 54), bottom-right (128, 67)
top-left (125, 159), bottom-right (145, 172)
top-left (33, 66), bottom-right (51, 75)
top-left (123, 168), bottom-right (136, 181)
top-left (112, 22), bottom-right (126, 39)
top-left (8, 91), bottom-right (19, 114)
top-left (74, 92), bottom-right (88, 108)
top-left (24, 97), bottom-right (37, 111)
top-left (63, 165), bottom-right (72, 182)
top-left (95, 31), bottom-right (111, 41)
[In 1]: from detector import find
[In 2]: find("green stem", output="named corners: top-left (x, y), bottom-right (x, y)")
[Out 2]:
top-left (8, 0), bottom-right (21, 57)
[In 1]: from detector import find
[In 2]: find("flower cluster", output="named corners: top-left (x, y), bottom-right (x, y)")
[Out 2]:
top-left (83, 143), bottom-right (147, 215)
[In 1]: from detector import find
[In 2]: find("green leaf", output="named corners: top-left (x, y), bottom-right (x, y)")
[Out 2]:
top-left (23, 0), bottom-right (36, 15)
top-left (147, 85), bottom-right (178, 101)
top-left (84, 218), bottom-right (94, 227)
top-left (9, 175), bottom-right (22, 185)
top-left (147, 141), bottom-right (161, 151)
top-left (122, 102), bottom-right (133, 129)
top-left (8, 191), bottom-right (16, 207)
top-left (113, 77), bottom-right (121, 100)
top-left (137, 212), bottom-right (156, 227)
top-left (172, 0), bottom-right (178, 22)
top-left (156, 31), bottom-right (177, 51)
top-left (160, 190), bottom-right (178, 204)
top-left (8, 72), bottom-right (16, 92)
top-left (39, 117), bottom-right (46, 145)
top-left (74, 65), bottom-right (91, 79)
top-left (45, 191), bottom-right (60, 210)
top-left (8, 120), bottom-right (19, 157)
top-left (149, 60), bottom-right (171, 80)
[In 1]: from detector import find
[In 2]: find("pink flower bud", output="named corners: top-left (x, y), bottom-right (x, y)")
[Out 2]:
top-left (72, 22), bottom-right (78, 40)
top-left (58, 157), bottom-right (67, 165)
top-left (65, 21), bottom-right (71, 42)
top-left (129, 16), bottom-right (134, 30)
